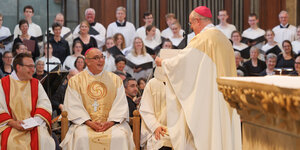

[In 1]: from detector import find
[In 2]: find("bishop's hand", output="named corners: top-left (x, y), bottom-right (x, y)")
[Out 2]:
top-left (97, 121), bottom-right (115, 132)
top-left (154, 126), bottom-right (167, 140)
top-left (155, 57), bottom-right (162, 67)
top-left (7, 120), bottom-right (25, 131)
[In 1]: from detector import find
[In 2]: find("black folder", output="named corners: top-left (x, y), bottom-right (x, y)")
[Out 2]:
top-left (89, 27), bottom-right (100, 36)
top-left (264, 45), bottom-right (282, 56)
top-left (0, 35), bottom-right (14, 45)
top-left (63, 31), bottom-right (72, 39)
top-left (234, 46), bottom-right (251, 59)
top-left (41, 71), bottom-right (68, 98)
top-left (126, 60), bottom-right (153, 70)
top-left (34, 35), bottom-right (44, 42)
top-left (241, 35), bottom-right (265, 46)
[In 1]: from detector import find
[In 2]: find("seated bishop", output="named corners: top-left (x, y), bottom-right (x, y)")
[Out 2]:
top-left (60, 48), bottom-right (135, 150)
top-left (0, 53), bottom-right (55, 150)
top-left (139, 67), bottom-right (173, 150)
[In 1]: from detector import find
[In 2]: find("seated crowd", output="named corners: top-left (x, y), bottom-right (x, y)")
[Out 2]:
top-left (0, 4), bottom-right (300, 150)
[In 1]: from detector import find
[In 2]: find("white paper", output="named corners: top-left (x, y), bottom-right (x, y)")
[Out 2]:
top-left (21, 117), bottom-right (39, 129)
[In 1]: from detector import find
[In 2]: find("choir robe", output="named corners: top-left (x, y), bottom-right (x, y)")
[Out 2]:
top-left (73, 22), bottom-right (106, 49)
top-left (291, 40), bottom-right (300, 54)
top-left (161, 24), bottom-right (242, 150)
top-left (107, 21), bottom-right (136, 48)
top-left (261, 43), bottom-right (283, 56)
top-left (0, 26), bottom-right (12, 53)
top-left (187, 32), bottom-right (195, 43)
top-left (242, 27), bottom-right (265, 49)
top-left (13, 22), bottom-right (42, 39)
top-left (60, 70), bottom-right (135, 150)
top-left (273, 24), bottom-right (297, 45)
top-left (103, 51), bottom-right (116, 72)
top-left (136, 26), bottom-right (161, 45)
top-left (161, 27), bottom-right (184, 39)
top-left (125, 52), bottom-right (154, 80)
top-left (0, 74), bottom-right (55, 150)
top-left (216, 24), bottom-right (236, 39)
top-left (139, 67), bottom-right (173, 150)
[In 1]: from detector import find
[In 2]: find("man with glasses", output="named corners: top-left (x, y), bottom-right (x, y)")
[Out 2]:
top-left (155, 6), bottom-right (241, 150)
top-left (0, 53), bottom-right (55, 149)
top-left (60, 48), bottom-right (134, 150)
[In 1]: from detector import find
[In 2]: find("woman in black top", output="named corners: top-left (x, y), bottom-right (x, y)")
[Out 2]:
top-left (243, 47), bottom-right (266, 76)
top-left (276, 40), bottom-right (295, 69)
top-left (12, 19), bottom-right (39, 61)
top-left (73, 21), bottom-right (97, 55)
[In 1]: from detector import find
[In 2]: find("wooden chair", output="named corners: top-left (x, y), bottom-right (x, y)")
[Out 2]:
top-left (60, 110), bottom-right (141, 150)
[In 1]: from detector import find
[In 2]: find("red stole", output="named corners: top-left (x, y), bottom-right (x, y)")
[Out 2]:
top-left (0, 76), bottom-right (50, 150)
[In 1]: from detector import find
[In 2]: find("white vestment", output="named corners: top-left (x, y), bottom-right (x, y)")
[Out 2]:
top-left (60, 70), bottom-right (135, 150)
top-left (139, 67), bottom-right (174, 150)
top-left (216, 24), bottom-right (237, 39)
top-left (273, 24), bottom-right (297, 45)
top-left (136, 26), bottom-right (161, 45)
top-left (161, 24), bottom-right (242, 150)
top-left (13, 22), bottom-right (42, 39)
top-left (38, 56), bottom-right (61, 72)
top-left (0, 26), bottom-right (12, 53)
top-left (187, 32), bottom-right (195, 43)
top-left (107, 21), bottom-right (136, 48)
top-left (73, 22), bottom-right (106, 49)
top-left (161, 27), bottom-right (184, 39)
top-left (62, 55), bottom-right (77, 71)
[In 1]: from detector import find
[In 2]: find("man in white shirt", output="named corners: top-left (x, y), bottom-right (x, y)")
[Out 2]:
top-left (161, 13), bottom-right (184, 39)
top-left (0, 13), bottom-right (12, 53)
top-left (272, 10), bottom-right (297, 45)
top-left (13, 5), bottom-right (42, 39)
top-left (242, 13), bottom-right (265, 49)
top-left (73, 8), bottom-right (106, 50)
top-left (136, 12), bottom-right (161, 44)
top-left (107, 7), bottom-right (136, 48)
top-left (216, 10), bottom-right (236, 39)
top-left (45, 13), bottom-right (73, 53)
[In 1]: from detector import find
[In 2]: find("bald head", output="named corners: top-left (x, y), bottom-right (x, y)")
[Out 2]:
top-left (189, 10), bottom-right (212, 34)
top-left (85, 48), bottom-right (105, 74)
top-left (55, 13), bottom-right (64, 26)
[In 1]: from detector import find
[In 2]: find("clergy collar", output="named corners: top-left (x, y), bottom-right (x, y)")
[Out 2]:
top-left (200, 23), bottom-right (215, 33)
top-left (87, 68), bottom-right (104, 76)
top-left (280, 24), bottom-right (290, 28)
top-left (89, 22), bottom-right (96, 26)
top-left (116, 21), bottom-right (127, 27)
top-left (11, 71), bottom-right (20, 81)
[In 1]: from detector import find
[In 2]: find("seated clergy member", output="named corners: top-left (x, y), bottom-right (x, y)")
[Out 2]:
top-left (0, 53), bottom-right (55, 149)
top-left (139, 67), bottom-right (172, 150)
top-left (60, 48), bottom-right (135, 150)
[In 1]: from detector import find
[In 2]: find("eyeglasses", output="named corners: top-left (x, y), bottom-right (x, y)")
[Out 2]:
top-left (3, 56), bottom-right (13, 59)
top-left (86, 55), bottom-right (106, 60)
top-left (295, 62), bottom-right (300, 65)
top-left (20, 64), bottom-right (35, 69)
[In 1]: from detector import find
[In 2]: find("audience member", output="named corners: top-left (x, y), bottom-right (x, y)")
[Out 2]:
top-left (113, 55), bottom-right (132, 79)
top-left (259, 53), bottom-right (277, 76)
top-left (63, 40), bottom-right (84, 70)
top-left (242, 13), bottom-right (265, 49)
top-left (161, 39), bottom-right (173, 49)
top-left (216, 10), bottom-right (236, 39)
top-left (12, 19), bottom-right (40, 61)
top-left (289, 55), bottom-right (300, 76)
top-left (33, 59), bottom-right (47, 80)
top-left (107, 6), bottom-right (136, 48)
top-left (137, 77), bottom-right (146, 96)
top-left (136, 12), bottom-right (161, 44)
top-left (235, 51), bottom-right (248, 76)
top-left (103, 37), bottom-right (116, 72)
top-left (0, 13), bottom-right (12, 53)
top-left (273, 10), bottom-right (297, 45)
top-left (261, 29), bottom-right (282, 56)
top-left (108, 33), bottom-right (127, 58)
top-left (1, 51), bottom-right (13, 76)
top-left (125, 37), bottom-right (154, 80)
top-left (169, 21), bottom-right (185, 49)
top-left (49, 22), bottom-right (70, 63)
top-left (45, 13), bottom-right (73, 52)
top-left (291, 25), bottom-right (300, 54)
top-left (161, 13), bottom-right (184, 39)
top-left (73, 21), bottom-right (98, 55)
top-left (12, 42), bottom-right (27, 57)
top-left (38, 43), bottom-right (61, 72)
top-left (13, 5), bottom-right (42, 39)
top-left (74, 56), bottom-right (86, 72)
top-left (243, 47), bottom-right (266, 76)
top-left (231, 30), bottom-right (250, 59)
top-left (276, 40), bottom-right (295, 69)
top-left (73, 8), bottom-right (106, 49)
top-left (124, 77), bottom-right (138, 117)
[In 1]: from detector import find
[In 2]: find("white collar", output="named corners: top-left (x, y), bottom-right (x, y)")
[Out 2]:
top-left (87, 68), bottom-right (103, 76)
top-left (200, 23), bottom-right (215, 33)
top-left (11, 71), bottom-right (20, 81)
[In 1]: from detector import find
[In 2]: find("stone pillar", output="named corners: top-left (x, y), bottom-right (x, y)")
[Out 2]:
top-left (286, 0), bottom-right (297, 25)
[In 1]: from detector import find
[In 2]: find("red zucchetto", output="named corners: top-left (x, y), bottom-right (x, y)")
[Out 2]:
top-left (194, 6), bottom-right (212, 18)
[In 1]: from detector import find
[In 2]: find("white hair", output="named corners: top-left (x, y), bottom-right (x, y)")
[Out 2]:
top-left (116, 6), bottom-right (126, 14)
top-left (279, 10), bottom-right (288, 17)
top-left (85, 8), bottom-right (96, 16)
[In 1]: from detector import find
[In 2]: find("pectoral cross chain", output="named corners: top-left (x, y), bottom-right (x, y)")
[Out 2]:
top-left (92, 100), bottom-right (99, 112)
